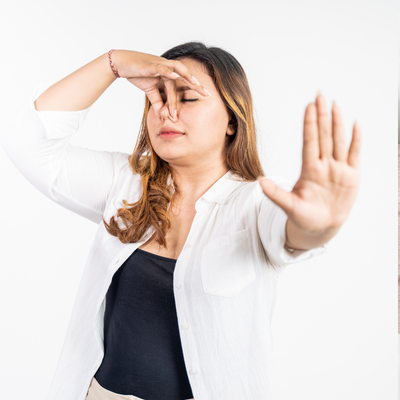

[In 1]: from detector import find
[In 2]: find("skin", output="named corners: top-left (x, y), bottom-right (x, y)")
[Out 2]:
top-left (146, 58), bottom-right (236, 204)
top-left (145, 58), bottom-right (362, 251)
top-left (259, 95), bottom-right (362, 250)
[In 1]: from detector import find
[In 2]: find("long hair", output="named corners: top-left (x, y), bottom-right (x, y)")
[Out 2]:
top-left (102, 42), bottom-right (266, 249)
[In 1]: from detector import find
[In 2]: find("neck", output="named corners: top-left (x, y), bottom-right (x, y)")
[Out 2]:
top-left (169, 163), bottom-right (229, 205)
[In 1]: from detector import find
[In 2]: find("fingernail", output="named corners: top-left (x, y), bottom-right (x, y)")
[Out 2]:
top-left (316, 90), bottom-right (322, 97)
top-left (203, 88), bottom-right (211, 97)
top-left (192, 76), bottom-right (200, 85)
top-left (332, 100), bottom-right (337, 108)
top-left (174, 109), bottom-right (177, 119)
top-left (170, 72), bottom-right (180, 78)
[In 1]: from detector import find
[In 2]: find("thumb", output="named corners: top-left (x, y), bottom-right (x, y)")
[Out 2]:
top-left (143, 86), bottom-right (165, 121)
top-left (257, 177), bottom-right (293, 214)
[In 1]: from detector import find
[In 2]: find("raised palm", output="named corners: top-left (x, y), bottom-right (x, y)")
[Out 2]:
top-left (258, 93), bottom-right (361, 235)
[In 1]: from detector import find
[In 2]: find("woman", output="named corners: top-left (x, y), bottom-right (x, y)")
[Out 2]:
top-left (1, 42), bottom-right (361, 400)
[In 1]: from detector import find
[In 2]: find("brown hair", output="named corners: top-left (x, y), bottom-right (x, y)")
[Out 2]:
top-left (102, 42), bottom-right (267, 250)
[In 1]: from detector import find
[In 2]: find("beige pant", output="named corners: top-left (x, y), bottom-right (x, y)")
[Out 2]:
top-left (85, 376), bottom-right (194, 400)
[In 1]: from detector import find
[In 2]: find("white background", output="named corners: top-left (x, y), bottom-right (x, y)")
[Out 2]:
top-left (0, 1), bottom-right (397, 399)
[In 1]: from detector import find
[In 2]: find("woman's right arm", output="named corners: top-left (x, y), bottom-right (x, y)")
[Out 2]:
top-left (1, 50), bottom-right (208, 224)
top-left (34, 52), bottom-right (117, 112)
top-left (1, 52), bottom-right (131, 224)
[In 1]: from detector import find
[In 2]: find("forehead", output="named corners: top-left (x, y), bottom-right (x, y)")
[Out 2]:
top-left (177, 58), bottom-right (207, 74)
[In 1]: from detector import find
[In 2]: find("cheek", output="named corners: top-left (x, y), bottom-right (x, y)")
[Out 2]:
top-left (147, 109), bottom-right (159, 132)
top-left (146, 112), bottom-right (160, 147)
top-left (183, 104), bottom-right (215, 126)
top-left (147, 107), bottom-right (157, 123)
top-left (188, 107), bottom-right (226, 137)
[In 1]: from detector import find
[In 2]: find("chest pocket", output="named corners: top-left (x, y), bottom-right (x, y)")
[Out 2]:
top-left (200, 228), bottom-right (256, 297)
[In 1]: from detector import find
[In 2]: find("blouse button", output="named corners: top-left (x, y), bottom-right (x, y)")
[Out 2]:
top-left (189, 369), bottom-right (197, 375)
top-left (184, 243), bottom-right (190, 249)
top-left (181, 323), bottom-right (189, 330)
top-left (175, 283), bottom-right (181, 289)
top-left (115, 259), bottom-right (120, 264)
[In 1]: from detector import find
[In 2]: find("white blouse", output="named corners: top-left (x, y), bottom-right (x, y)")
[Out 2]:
top-left (1, 78), bottom-right (329, 400)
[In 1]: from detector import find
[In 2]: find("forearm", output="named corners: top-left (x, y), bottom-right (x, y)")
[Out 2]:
top-left (284, 218), bottom-right (339, 251)
top-left (34, 51), bottom-right (119, 112)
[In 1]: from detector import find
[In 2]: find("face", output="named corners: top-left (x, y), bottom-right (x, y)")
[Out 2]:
top-left (146, 58), bottom-right (235, 172)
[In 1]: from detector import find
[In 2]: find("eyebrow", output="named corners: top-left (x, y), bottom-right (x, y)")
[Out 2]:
top-left (158, 86), bottom-right (193, 94)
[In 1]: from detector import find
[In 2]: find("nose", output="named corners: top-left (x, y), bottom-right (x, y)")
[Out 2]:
top-left (159, 102), bottom-right (177, 122)
top-left (159, 105), bottom-right (169, 121)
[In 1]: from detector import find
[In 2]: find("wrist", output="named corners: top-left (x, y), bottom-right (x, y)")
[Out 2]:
top-left (285, 218), bottom-right (338, 251)
top-left (108, 49), bottom-right (135, 79)
top-left (107, 49), bottom-right (121, 79)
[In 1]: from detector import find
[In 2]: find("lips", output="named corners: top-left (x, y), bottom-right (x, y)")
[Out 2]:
top-left (159, 127), bottom-right (184, 136)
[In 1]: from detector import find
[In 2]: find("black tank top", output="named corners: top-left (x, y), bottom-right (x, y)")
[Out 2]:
top-left (94, 248), bottom-right (194, 400)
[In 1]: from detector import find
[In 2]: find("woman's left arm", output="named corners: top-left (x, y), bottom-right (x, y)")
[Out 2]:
top-left (258, 93), bottom-right (362, 251)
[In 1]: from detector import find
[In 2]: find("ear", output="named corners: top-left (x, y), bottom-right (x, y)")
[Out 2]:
top-left (226, 116), bottom-right (237, 136)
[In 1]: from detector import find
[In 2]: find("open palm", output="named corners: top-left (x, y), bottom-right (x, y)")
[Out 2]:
top-left (258, 93), bottom-right (361, 234)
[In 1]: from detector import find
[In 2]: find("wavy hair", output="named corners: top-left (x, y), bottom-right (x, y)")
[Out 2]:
top-left (102, 42), bottom-right (268, 253)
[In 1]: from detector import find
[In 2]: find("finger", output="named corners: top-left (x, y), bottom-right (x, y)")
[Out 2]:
top-left (146, 63), bottom-right (180, 81)
top-left (257, 177), bottom-right (294, 215)
top-left (145, 85), bottom-right (164, 121)
top-left (163, 59), bottom-right (198, 85)
top-left (162, 60), bottom-right (211, 98)
top-left (347, 121), bottom-right (362, 169)
top-left (331, 101), bottom-right (348, 162)
top-left (303, 103), bottom-right (320, 163)
top-left (316, 93), bottom-right (333, 159)
top-left (162, 78), bottom-right (178, 121)
top-left (159, 103), bottom-right (171, 122)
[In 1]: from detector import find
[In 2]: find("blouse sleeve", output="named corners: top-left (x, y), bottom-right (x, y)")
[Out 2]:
top-left (0, 78), bottom-right (130, 224)
top-left (257, 175), bottom-right (329, 274)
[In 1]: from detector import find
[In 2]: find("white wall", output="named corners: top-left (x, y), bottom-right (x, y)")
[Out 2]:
top-left (0, 0), bottom-right (397, 399)
top-left (398, 39), bottom-right (400, 144)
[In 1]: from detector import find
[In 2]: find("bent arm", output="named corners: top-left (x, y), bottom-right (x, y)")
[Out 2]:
top-left (34, 51), bottom-right (118, 112)
top-left (1, 55), bottom-right (130, 224)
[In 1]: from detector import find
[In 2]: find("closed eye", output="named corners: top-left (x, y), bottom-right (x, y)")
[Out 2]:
top-left (160, 98), bottom-right (198, 103)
